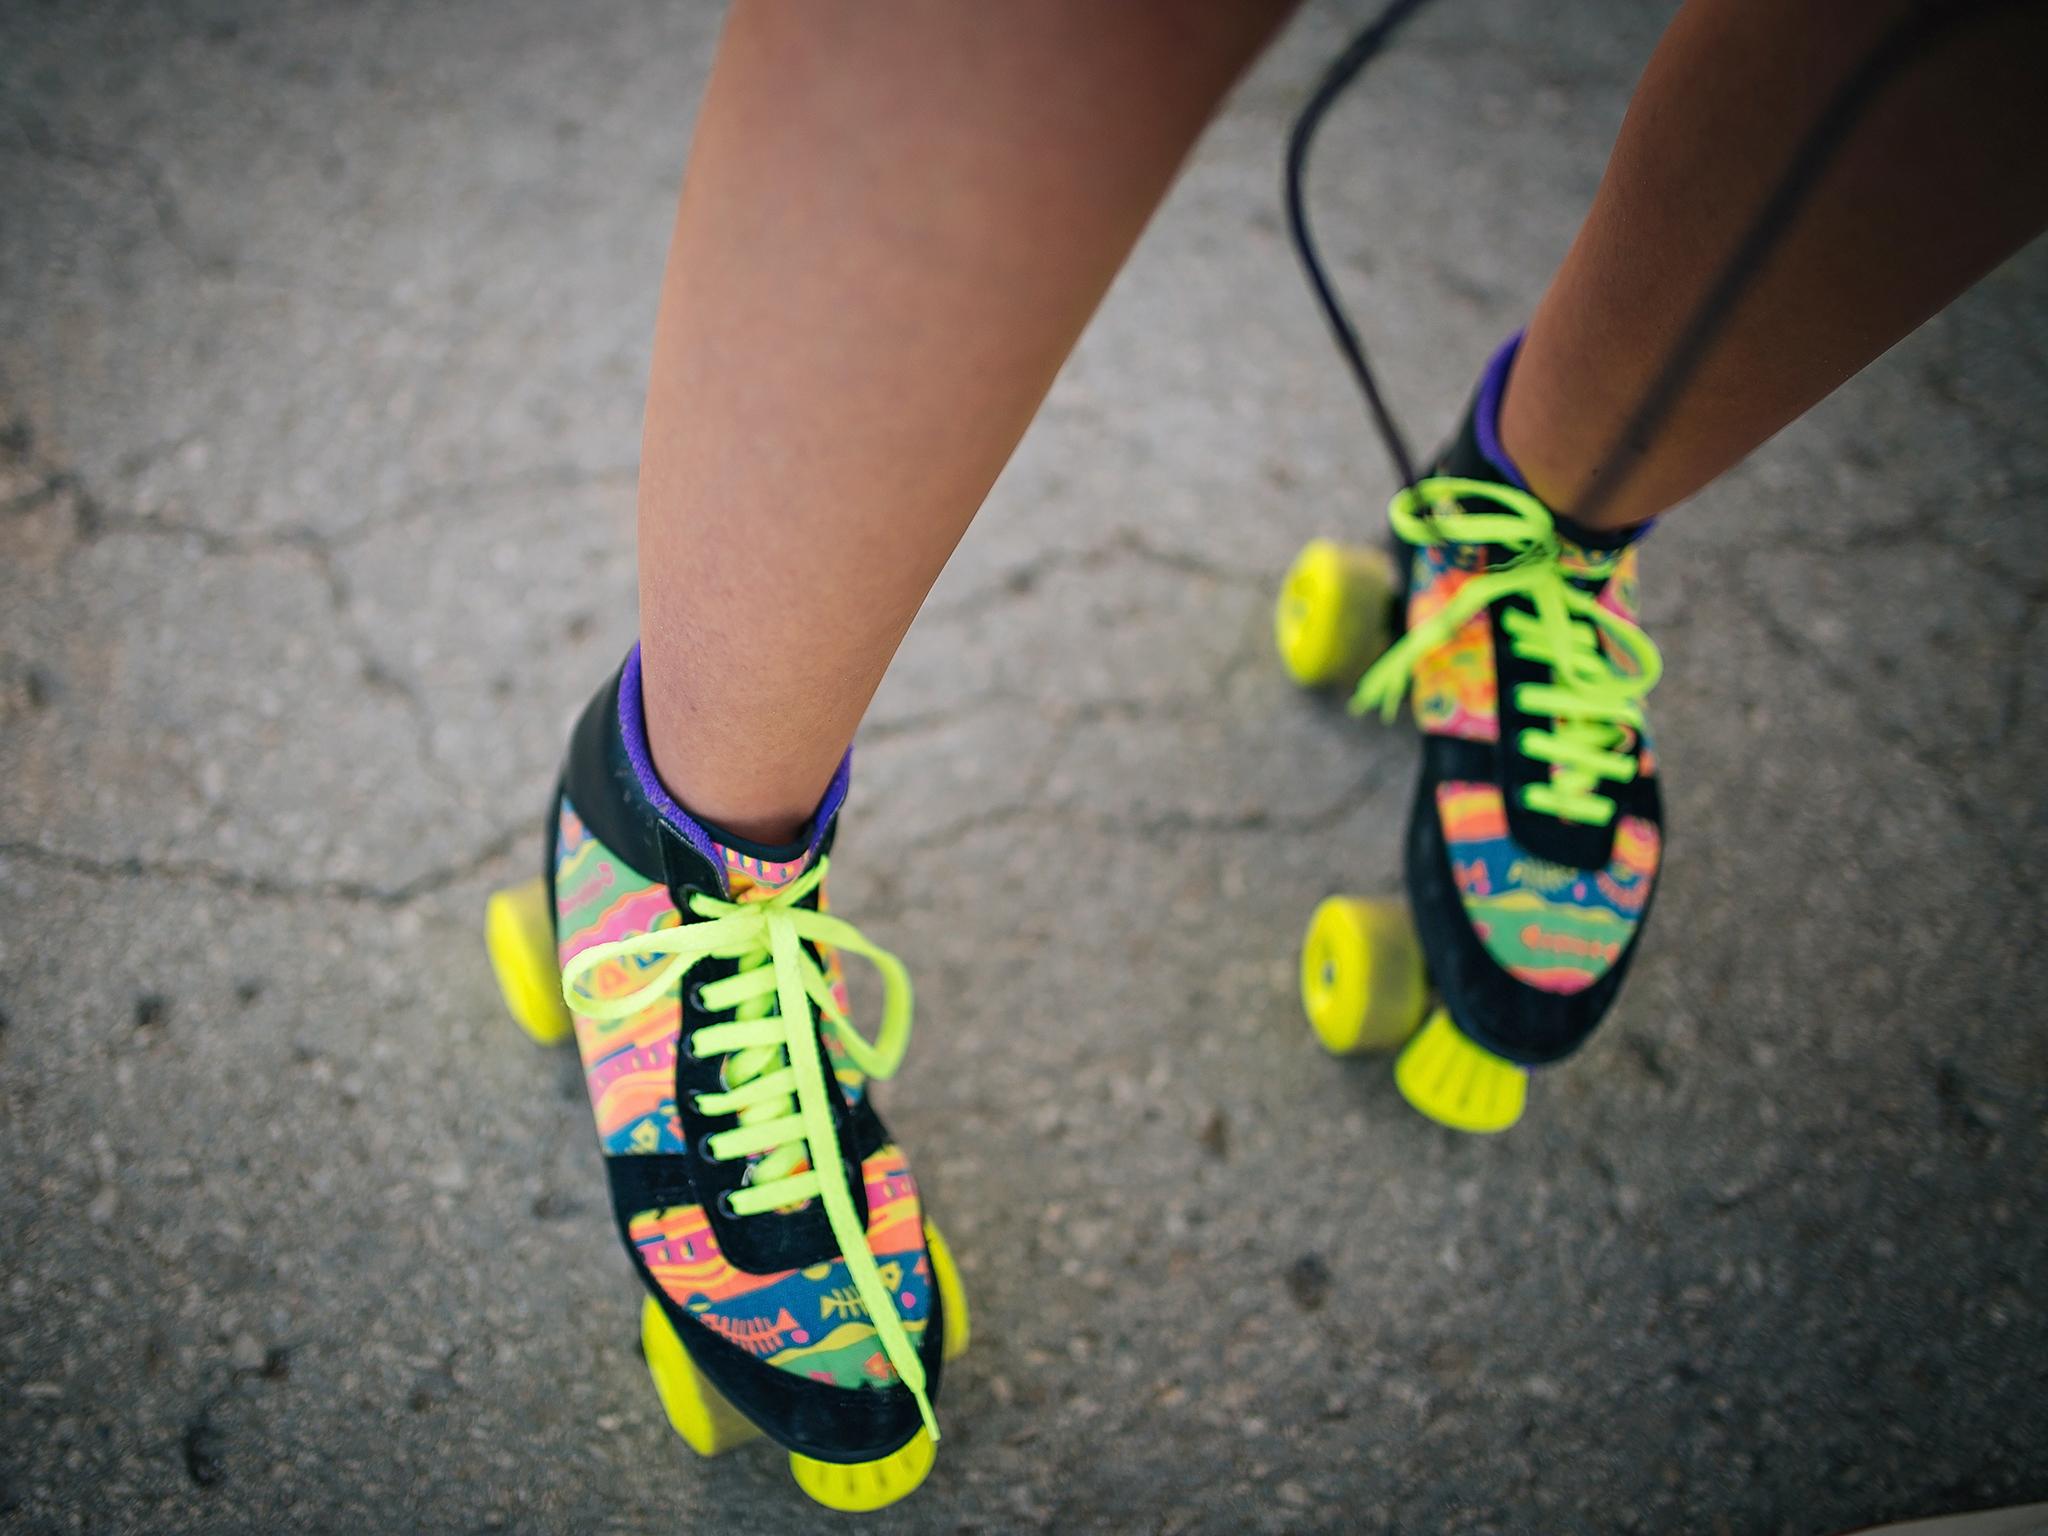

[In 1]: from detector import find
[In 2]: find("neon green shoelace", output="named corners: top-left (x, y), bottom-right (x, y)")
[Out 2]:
top-left (558, 858), bottom-right (936, 1439)
top-left (1352, 476), bottom-right (1662, 827)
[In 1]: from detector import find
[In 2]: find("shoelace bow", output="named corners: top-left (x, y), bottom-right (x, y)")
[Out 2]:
top-left (1352, 476), bottom-right (1663, 827)
top-left (559, 858), bottom-right (936, 1438)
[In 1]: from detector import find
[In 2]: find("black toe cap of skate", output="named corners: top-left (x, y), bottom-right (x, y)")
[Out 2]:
top-left (648, 1270), bottom-right (950, 1464)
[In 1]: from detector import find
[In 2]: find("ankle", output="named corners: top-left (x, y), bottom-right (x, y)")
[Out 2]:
top-left (629, 646), bottom-right (848, 850)
top-left (1491, 330), bottom-right (1660, 534)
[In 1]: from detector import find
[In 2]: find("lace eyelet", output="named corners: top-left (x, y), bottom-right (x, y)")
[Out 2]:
top-left (714, 1189), bottom-right (739, 1218)
top-left (695, 1130), bottom-right (723, 1162)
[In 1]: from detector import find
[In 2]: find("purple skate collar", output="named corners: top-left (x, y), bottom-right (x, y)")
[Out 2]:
top-left (1473, 330), bottom-right (1530, 492)
top-left (617, 644), bottom-right (852, 897)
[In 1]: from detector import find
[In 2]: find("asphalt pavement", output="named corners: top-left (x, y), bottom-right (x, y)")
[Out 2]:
top-left (3, 2), bottom-right (2045, 1532)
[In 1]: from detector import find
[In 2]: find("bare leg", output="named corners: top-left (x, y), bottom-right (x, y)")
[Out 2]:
top-left (1500, 0), bottom-right (2048, 531)
top-left (636, 2), bottom-right (1293, 842)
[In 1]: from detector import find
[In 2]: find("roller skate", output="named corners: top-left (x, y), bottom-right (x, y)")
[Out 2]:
top-left (1276, 337), bottom-right (1664, 1133)
top-left (482, 648), bottom-right (966, 1511)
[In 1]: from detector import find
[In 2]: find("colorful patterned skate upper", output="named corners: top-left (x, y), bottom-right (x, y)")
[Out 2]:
top-left (552, 801), bottom-right (935, 1420)
top-left (629, 1145), bottom-right (934, 1385)
top-left (1354, 477), bottom-right (1664, 994)
top-left (1436, 781), bottom-right (1658, 994)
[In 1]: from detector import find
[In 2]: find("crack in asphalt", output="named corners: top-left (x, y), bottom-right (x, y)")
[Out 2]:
top-left (916, 527), bottom-right (1268, 630)
top-left (0, 824), bottom-right (526, 908)
top-left (4, 429), bottom-right (641, 815)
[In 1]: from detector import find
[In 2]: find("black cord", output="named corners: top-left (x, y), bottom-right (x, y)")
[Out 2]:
top-left (1283, 0), bottom-right (1440, 494)
top-left (1285, 0), bottom-right (2025, 521)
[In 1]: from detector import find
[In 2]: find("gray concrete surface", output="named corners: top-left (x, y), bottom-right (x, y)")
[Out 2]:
top-left (3, 2), bottom-right (2045, 1532)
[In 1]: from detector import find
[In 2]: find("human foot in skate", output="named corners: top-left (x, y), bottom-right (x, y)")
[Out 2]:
top-left (1281, 338), bottom-right (1665, 1132)
top-left (484, 648), bottom-right (966, 1511)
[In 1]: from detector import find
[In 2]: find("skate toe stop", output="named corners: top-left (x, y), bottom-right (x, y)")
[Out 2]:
top-left (1394, 1010), bottom-right (1527, 1133)
top-left (790, 1431), bottom-right (937, 1512)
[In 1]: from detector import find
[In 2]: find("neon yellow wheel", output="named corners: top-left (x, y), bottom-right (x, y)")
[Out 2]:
top-left (1301, 896), bottom-right (1429, 1054)
top-left (790, 1431), bottom-right (937, 1513)
top-left (1394, 1009), bottom-right (1527, 1134)
top-left (788, 1217), bottom-right (964, 1508)
top-left (484, 877), bottom-right (573, 1046)
top-left (1275, 538), bottom-right (1395, 688)
top-left (924, 1219), bottom-right (970, 1363)
top-left (640, 1295), bottom-right (763, 1457)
